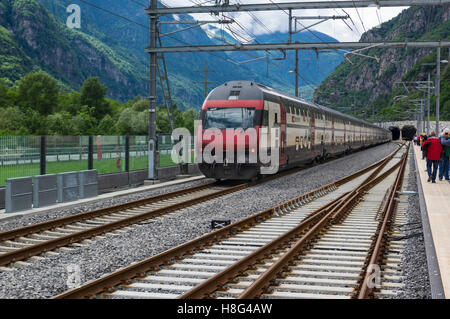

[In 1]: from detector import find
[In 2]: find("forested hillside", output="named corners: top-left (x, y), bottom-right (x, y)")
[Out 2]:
top-left (0, 0), bottom-right (344, 110)
top-left (0, 72), bottom-right (197, 135)
top-left (314, 5), bottom-right (450, 122)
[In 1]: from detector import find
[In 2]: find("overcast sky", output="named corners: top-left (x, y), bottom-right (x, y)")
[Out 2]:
top-left (162, 0), bottom-right (408, 42)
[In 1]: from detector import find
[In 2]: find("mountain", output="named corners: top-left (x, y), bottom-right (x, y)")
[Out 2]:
top-left (313, 5), bottom-right (450, 121)
top-left (0, 0), bottom-right (344, 109)
top-left (0, 0), bottom-right (147, 100)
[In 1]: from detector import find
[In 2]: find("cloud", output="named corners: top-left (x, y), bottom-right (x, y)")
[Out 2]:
top-left (162, 0), bottom-right (407, 42)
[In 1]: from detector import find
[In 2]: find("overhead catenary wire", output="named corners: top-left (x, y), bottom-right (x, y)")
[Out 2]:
top-left (74, 0), bottom-right (328, 96)
top-left (351, 0), bottom-right (367, 33)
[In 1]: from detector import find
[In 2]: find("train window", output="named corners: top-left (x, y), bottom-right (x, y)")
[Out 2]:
top-left (262, 110), bottom-right (269, 126)
top-left (229, 90), bottom-right (240, 100)
top-left (274, 113), bottom-right (278, 124)
top-left (296, 108), bottom-right (300, 116)
top-left (204, 107), bottom-right (255, 129)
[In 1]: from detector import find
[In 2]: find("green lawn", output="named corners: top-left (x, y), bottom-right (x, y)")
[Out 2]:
top-left (0, 154), bottom-right (186, 186)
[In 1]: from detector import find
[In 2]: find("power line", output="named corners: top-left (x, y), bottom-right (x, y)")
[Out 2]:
top-left (351, 0), bottom-right (367, 33)
top-left (76, 0), bottom-right (149, 29)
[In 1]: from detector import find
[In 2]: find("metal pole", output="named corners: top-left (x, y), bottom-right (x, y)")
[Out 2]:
top-left (288, 9), bottom-right (292, 44)
top-left (148, 0), bottom-right (158, 180)
top-left (295, 49), bottom-right (299, 97)
top-left (88, 136), bottom-right (93, 170)
top-left (40, 136), bottom-right (46, 175)
top-left (436, 48), bottom-right (440, 134)
top-left (125, 136), bottom-right (130, 186)
top-left (204, 61), bottom-right (208, 99)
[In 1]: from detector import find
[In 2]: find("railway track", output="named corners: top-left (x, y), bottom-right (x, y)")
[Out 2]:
top-left (0, 181), bottom-right (244, 269)
top-left (53, 143), bottom-right (407, 299)
top-left (0, 154), bottom-right (331, 270)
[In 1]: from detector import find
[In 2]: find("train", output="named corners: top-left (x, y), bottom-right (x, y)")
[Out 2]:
top-left (197, 81), bottom-right (391, 180)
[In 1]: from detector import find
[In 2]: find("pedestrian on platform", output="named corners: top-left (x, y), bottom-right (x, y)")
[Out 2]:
top-left (422, 131), bottom-right (442, 183)
top-left (413, 135), bottom-right (418, 145)
top-left (421, 133), bottom-right (428, 159)
top-left (439, 128), bottom-right (450, 181)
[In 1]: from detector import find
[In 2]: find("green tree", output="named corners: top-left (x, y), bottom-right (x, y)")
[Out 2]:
top-left (47, 111), bottom-right (75, 135)
top-left (80, 77), bottom-right (111, 120)
top-left (0, 106), bottom-right (25, 134)
top-left (98, 114), bottom-right (116, 135)
top-left (71, 105), bottom-right (98, 135)
top-left (18, 72), bottom-right (59, 115)
top-left (132, 99), bottom-right (147, 112)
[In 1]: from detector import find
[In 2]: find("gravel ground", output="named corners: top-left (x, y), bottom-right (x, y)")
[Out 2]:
top-left (394, 146), bottom-right (432, 299)
top-left (0, 178), bottom-right (214, 233)
top-left (0, 143), bottom-right (399, 299)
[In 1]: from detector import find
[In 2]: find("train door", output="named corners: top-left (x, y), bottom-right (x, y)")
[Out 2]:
top-left (310, 108), bottom-right (315, 159)
top-left (331, 116), bottom-right (335, 154)
top-left (267, 99), bottom-right (286, 166)
top-left (279, 98), bottom-right (287, 166)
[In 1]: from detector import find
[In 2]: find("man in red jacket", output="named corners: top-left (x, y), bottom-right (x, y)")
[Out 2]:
top-left (422, 131), bottom-right (443, 183)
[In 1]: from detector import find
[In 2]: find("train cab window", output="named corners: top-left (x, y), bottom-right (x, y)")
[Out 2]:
top-left (204, 107), bottom-right (255, 129)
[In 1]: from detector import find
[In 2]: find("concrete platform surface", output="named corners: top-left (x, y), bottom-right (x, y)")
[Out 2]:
top-left (413, 144), bottom-right (449, 298)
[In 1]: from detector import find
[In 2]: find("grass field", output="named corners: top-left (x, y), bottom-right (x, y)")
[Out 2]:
top-left (0, 154), bottom-right (182, 186)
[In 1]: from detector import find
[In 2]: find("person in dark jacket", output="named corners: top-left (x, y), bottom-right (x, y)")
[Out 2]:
top-left (439, 128), bottom-right (450, 181)
top-left (420, 133), bottom-right (428, 159)
top-left (422, 131), bottom-right (443, 183)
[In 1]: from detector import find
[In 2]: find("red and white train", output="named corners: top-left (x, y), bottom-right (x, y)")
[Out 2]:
top-left (198, 81), bottom-right (391, 180)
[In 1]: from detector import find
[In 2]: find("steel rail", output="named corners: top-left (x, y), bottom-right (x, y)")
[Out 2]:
top-left (236, 147), bottom-right (407, 299)
top-left (356, 144), bottom-right (409, 298)
top-left (0, 144), bottom-right (385, 268)
top-left (0, 182), bottom-right (217, 242)
top-left (53, 144), bottom-right (402, 299)
top-left (0, 182), bottom-right (249, 268)
top-left (179, 146), bottom-right (403, 298)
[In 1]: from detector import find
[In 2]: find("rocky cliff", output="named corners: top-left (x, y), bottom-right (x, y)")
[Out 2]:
top-left (313, 5), bottom-right (450, 119)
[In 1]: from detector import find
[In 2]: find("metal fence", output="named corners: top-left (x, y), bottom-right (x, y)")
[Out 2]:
top-left (0, 135), bottom-right (194, 187)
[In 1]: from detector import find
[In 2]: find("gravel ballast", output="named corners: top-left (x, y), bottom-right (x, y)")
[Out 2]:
top-left (1, 142), bottom-right (429, 299)
top-left (394, 146), bottom-right (432, 299)
top-left (0, 178), bottom-right (214, 233)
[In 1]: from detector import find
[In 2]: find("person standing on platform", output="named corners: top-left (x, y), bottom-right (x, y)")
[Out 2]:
top-left (439, 128), bottom-right (450, 181)
top-left (421, 133), bottom-right (428, 159)
top-left (422, 131), bottom-right (443, 183)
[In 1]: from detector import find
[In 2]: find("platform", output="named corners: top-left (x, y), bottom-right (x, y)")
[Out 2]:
top-left (413, 143), bottom-right (449, 298)
top-left (0, 175), bottom-right (205, 222)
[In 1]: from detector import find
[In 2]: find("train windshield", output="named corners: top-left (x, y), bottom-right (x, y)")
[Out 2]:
top-left (204, 107), bottom-right (255, 129)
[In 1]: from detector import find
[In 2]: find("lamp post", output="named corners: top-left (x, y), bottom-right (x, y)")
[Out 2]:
top-left (436, 48), bottom-right (449, 133)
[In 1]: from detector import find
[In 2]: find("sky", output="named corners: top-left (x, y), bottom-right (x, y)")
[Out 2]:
top-left (162, 0), bottom-right (408, 42)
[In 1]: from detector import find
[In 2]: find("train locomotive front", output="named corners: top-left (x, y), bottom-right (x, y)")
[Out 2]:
top-left (198, 81), bottom-right (265, 180)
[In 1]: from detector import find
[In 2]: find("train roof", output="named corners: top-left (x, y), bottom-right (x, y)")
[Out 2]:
top-left (254, 82), bottom-right (384, 131)
top-left (209, 81), bottom-right (387, 132)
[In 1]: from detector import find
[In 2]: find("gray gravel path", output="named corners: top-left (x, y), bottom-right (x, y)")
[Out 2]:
top-left (394, 147), bottom-right (432, 299)
top-left (0, 143), bottom-right (399, 299)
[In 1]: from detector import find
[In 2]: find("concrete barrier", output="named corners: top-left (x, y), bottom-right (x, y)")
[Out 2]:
top-left (78, 170), bottom-right (98, 199)
top-left (57, 172), bottom-right (80, 203)
top-left (5, 177), bottom-right (33, 213)
top-left (33, 174), bottom-right (58, 208)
